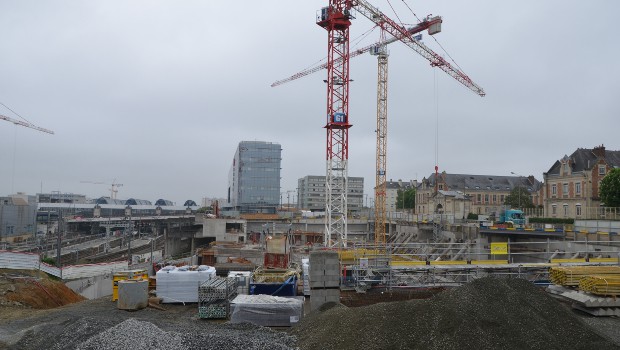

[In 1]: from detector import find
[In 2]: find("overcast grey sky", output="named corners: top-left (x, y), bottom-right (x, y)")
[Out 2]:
top-left (1, 1), bottom-right (618, 205)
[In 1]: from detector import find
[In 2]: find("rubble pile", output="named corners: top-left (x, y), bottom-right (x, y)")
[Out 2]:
top-left (292, 277), bottom-right (620, 350)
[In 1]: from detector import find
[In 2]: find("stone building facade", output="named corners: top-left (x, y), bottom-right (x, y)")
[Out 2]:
top-left (417, 172), bottom-right (543, 217)
top-left (543, 145), bottom-right (620, 219)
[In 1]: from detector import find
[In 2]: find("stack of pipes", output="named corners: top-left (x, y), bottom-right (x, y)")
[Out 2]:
top-left (549, 266), bottom-right (620, 286)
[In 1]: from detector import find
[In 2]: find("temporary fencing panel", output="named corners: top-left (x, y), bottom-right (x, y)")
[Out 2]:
top-left (39, 261), bottom-right (62, 278)
top-left (0, 251), bottom-right (39, 270)
top-left (0, 251), bottom-right (127, 280)
top-left (62, 261), bottom-right (129, 280)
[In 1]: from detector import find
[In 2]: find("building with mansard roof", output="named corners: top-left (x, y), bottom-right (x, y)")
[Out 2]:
top-left (543, 144), bottom-right (620, 219)
top-left (417, 172), bottom-right (542, 217)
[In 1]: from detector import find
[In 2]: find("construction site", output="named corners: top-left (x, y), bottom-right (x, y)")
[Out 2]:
top-left (2, 0), bottom-right (620, 349)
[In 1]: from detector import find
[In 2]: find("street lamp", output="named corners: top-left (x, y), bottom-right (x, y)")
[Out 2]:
top-left (511, 172), bottom-right (523, 209)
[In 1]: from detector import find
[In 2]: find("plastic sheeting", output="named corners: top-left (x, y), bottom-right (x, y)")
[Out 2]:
top-left (156, 265), bottom-right (216, 303)
top-left (229, 295), bottom-right (304, 327)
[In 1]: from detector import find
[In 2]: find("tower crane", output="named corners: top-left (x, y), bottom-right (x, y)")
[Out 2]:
top-left (278, 0), bottom-right (484, 247)
top-left (270, 17), bottom-right (442, 87)
top-left (1, 114), bottom-right (54, 134)
top-left (81, 179), bottom-right (124, 200)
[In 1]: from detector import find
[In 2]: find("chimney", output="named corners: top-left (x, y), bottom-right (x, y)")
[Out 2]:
top-left (593, 144), bottom-right (606, 158)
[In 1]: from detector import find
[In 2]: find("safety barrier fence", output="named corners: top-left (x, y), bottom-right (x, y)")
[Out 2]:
top-left (0, 250), bottom-right (128, 280)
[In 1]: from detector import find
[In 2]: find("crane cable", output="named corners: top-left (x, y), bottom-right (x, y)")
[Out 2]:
top-left (434, 68), bottom-right (439, 172)
top-left (0, 101), bottom-right (33, 125)
top-left (0, 101), bottom-right (25, 194)
top-left (296, 26), bottom-right (378, 74)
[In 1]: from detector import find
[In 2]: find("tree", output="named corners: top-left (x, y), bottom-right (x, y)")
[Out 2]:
top-left (396, 188), bottom-right (416, 209)
top-left (504, 186), bottom-right (534, 209)
top-left (196, 206), bottom-right (212, 214)
top-left (600, 168), bottom-right (620, 207)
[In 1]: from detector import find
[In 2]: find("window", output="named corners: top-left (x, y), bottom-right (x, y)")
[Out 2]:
top-left (599, 165), bottom-right (606, 175)
top-left (477, 194), bottom-right (481, 202)
top-left (551, 184), bottom-right (557, 196)
top-left (552, 205), bottom-right (557, 215)
top-left (575, 182), bottom-right (581, 195)
top-left (500, 195), bottom-right (505, 202)
top-left (484, 194), bottom-right (489, 203)
top-left (563, 183), bottom-right (568, 197)
top-left (576, 204), bottom-right (582, 216)
top-left (563, 204), bottom-right (569, 216)
top-left (492, 195), bottom-right (497, 203)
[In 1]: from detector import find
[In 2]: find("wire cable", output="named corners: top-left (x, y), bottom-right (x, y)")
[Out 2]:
top-left (0, 101), bottom-right (33, 124)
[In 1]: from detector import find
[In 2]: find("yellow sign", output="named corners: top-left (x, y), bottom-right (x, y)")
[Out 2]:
top-left (490, 242), bottom-right (508, 255)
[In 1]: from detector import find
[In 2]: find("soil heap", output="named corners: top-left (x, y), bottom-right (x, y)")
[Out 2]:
top-left (0, 270), bottom-right (84, 310)
top-left (291, 277), bottom-right (620, 350)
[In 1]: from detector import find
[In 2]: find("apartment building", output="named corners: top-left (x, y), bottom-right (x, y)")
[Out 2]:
top-left (297, 175), bottom-right (364, 213)
top-left (543, 145), bottom-right (620, 218)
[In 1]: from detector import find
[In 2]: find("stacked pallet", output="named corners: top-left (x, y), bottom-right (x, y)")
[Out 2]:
top-left (579, 275), bottom-right (620, 296)
top-left (549, 266), bottom-right (620, 286)
top-left (198, 277), bottom-right (237, 319)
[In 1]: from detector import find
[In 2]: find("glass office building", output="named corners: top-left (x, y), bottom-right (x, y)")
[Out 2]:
top-left (227, 141), bottom-right (282, 213)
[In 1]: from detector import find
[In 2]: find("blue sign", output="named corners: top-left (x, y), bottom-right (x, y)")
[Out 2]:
top-left (333, 112), bottom-right (346, 123)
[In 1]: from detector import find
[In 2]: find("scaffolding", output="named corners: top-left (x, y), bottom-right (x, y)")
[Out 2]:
top-left (343, 241), bottom-right (620, 291)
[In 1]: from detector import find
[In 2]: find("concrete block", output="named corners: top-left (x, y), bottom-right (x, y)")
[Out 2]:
top-left (310, 295), bottom-right (326, 311)
top-left (324, 263), bottom-right (340, 272)
top-left (309, 280), bottom-right (326, 289)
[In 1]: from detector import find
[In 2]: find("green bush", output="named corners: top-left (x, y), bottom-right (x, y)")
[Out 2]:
top-left (528, 217), bottom-right (574, 224)
top-left (41, 257), bottom-right (56, 266)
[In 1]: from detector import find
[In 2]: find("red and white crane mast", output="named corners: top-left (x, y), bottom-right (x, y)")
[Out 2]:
top-left (316, 1), bottom-right (353, 247)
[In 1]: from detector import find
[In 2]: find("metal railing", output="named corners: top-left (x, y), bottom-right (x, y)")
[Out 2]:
top-left (343, 240), bottom-right (620, 290)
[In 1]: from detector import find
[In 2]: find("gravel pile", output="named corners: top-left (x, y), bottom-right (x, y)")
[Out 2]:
top-left (2, 297), bottom-right (298, 350)
top-left (9, 317), bottom-right (298, 350)
top-left (75, 319), bottom-right (297, 350)
top-left (291, 277), bottom-right (620, 350)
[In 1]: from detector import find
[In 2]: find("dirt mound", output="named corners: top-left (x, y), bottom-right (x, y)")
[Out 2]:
top-left (0, 270), bottom-right (85, 310)
top-left (291, 277), bottom-right (620, 350)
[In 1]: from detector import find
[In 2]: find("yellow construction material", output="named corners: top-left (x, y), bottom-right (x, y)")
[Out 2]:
top-left (391, 260), bottom-right (427, 267)
top-left (589, 258), bottom-right (620, 263)
top-left (549, 266), bottom-right (620, 287)
top-left (471, 260), bottom-right (509, 265)
top-left (579, 275), bottom-right (620, 296)
top-left (112, 269), bottom-right (148, 301)
top-left (338, 249), bottom-right (381, 261)
top-left (550, 258), bottom-right (587, 263)
top-left (429, 260), bottom-right (468, 265)
top-left (252, 266), bottom-right (300, 283)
